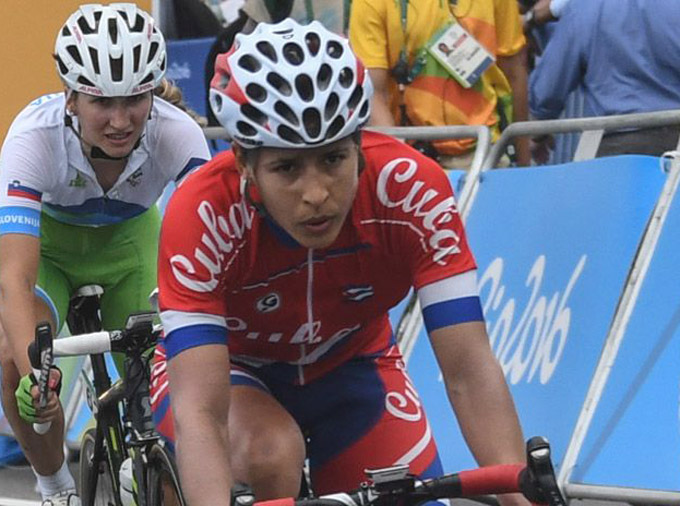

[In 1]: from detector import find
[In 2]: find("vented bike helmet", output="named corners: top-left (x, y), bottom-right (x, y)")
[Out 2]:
top-left (210, 18), bottom-right (373, 149)
top-left (55, 3), bottom-right (166, 97)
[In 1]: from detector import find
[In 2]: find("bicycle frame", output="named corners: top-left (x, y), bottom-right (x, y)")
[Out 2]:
top-left (67, 287), bottom-right (162, 506)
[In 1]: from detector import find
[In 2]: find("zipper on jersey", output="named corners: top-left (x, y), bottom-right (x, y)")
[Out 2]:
top-left (298, 248), bottom-right (315, 386)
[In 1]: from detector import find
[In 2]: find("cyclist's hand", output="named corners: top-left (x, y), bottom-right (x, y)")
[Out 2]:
top-left (14, 367), bottom-right (62, 424)
top-left (499, 492), bottom-right (533, 506)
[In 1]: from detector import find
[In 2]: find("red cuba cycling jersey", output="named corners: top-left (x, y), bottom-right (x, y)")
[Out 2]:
top-left (157, 131), bottom-right (481, 385)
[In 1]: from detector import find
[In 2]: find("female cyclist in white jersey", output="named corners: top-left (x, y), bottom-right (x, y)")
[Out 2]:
top-left (153, 18), bottom-right (530, 506)
top-left (0, 4), bottom-right (210, 505)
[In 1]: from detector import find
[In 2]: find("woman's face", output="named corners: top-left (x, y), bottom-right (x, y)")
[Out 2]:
top-left (68, 92), bottom-right (152, 159)
top-left (245, 136), bottom-right (360, 249)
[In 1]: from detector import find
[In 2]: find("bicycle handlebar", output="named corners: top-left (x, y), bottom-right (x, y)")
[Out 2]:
top-left (253, 465), bottom-right (542, 506)
top-left (29, 325), bottom-right (162, 359)
top-left (27, 317), bottom-right (161, 434)
top-left (239, 438), bottom-right (566, 506)
top-left (48, 330), bottom-right (114, 357)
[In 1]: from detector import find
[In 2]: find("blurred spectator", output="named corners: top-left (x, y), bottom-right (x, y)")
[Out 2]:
top-left (203, 0), bottom-right (247, 25)
top-left (522, 0), bottom-right (571, 28)
top-left (530, 0), bottom-right (680, 157)
top-left (245, 0), bottom-right (346, 33)
top-left (349, 0), bottom-right (530, 169)
top-left (160, 0), bottom-right (223, 39)
top-left (521, 0), bottom-right (571, 60)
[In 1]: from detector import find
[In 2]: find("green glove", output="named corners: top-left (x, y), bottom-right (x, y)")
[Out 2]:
top-left (14, 366), bottom-right (62, 424)
top-left (15, 373), bottom-right (38, 423)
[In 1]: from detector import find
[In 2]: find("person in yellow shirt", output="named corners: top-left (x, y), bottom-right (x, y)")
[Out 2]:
top-left (349, 0), bottom-right (530, 168)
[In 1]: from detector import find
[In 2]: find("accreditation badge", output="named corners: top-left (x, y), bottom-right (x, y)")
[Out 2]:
top-left (426, 20), bottom-right (495, 88)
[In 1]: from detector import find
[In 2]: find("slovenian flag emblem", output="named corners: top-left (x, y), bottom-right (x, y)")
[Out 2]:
top-left (7, 181), bottom-right (42, 202)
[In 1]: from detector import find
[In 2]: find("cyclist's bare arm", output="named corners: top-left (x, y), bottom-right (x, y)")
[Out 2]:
top-left (167, 342), bottom-right (233, 506)
top-left (0, 233), bottom-right (44, 375)
top-left (366, 68), bottom-right (397, 127)
top-left (429, 320), bottom-right (529, 506)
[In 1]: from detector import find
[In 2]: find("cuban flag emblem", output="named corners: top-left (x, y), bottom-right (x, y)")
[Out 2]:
top-left (7, 180), bottom-right (42, 202)
top-left (343, 285), bottom-right (374, 302)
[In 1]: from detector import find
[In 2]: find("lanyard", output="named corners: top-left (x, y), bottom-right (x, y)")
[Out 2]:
top-left (396, 0), bottom-right (429, 84)
top-left (305, 0), bottom-right (314, 21)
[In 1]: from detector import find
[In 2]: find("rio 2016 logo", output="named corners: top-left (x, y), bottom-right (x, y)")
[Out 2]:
top-left (479, 254), bottom-right (587, 385)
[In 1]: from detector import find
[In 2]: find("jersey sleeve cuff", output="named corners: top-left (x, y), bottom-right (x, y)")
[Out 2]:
top-left (163, 324), bottom-right (228, 360)
top-left (421, 296), bottom-right (484, 333)
top-left (160, 310), bottom-right (228, 359)
top-left (0, 206), bottom-right (41, 236)
top-left (417, 271), bottom-right (485, 332)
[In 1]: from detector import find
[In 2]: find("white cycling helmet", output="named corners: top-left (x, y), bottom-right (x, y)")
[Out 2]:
top-left (55, 3), bottom-right (166, 97)
top-left (210, 18), bottom-right (373, 149)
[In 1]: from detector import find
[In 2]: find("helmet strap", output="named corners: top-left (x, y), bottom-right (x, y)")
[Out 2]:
top-left (241, 176), bottom-right (269, 218)
top-left (90, 142), bottom-right (140, 161)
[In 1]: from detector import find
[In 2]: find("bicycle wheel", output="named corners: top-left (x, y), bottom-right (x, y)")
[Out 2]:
top-left (146, 443), bottom-right (185, 506)
top-left (79, 428), bottom-right (118, 506)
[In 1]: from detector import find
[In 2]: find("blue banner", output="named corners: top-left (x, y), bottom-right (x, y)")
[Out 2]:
top-left (571, 172), bottom-right (680, 491)
top-left (406, 156), bottom-right (666, 473)
top-left (166, 37), bottom-right (215, 118)
top-left (166, 37), bottom-right (232, 156)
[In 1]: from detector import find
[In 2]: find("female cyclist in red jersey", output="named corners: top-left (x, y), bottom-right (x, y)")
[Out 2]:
top-left (0, 5), bottom-right (210, 505)
top-left (151, 18), bottom-right (530, 506)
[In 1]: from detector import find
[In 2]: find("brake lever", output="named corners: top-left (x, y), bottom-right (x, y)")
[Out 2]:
top-left (28, 322), bottom-right (54, 435)
top-left (520, 437), bottom-right (567, 506)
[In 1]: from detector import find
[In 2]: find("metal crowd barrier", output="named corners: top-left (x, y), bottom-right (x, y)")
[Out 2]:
top-left (444, 109), bottom-right (680, 224)
top-left (484, 109), bottom-right (680, 170)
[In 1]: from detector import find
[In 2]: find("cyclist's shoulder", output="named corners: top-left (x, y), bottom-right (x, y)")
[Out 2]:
top-left (354, 131), bottom-right (457, 239)
top-left (5, 93), bottom-right (65, 142)
top-left (361, 130), bottom-right (443, 171)
top-left (360, 130), bottom-right (402, 152)
top-left (146, 97), bottom-right (208, 147)
top-left (1, 94), bottom-right (66, 176)
top-left (168, 149), bottom-right (239, 209)
top-left (359, 130), bottom-right (451, 190)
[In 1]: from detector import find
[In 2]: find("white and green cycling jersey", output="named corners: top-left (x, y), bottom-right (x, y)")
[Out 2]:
top-left (0, 92), bottom-right (210, 331)
top-left (0, 93), bottom-right (210, 234)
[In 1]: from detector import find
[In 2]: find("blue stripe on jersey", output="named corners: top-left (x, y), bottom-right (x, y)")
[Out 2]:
top-left (0, 206), bottom-right (41, 236)
top-left (231, 369), bottom-right (269, 391)
top-left (175, 157), bottom-right (208, 182)
top-left (150, 393), bottom-right (175, 451)
top-left (153, 389), bottom-right (171, 422)
top-left (164, 324), bottom-right (228, 360)
top-left (422, 296), bottom-right (484, 333)
top-left (43, 198), bottom-right (147, 225)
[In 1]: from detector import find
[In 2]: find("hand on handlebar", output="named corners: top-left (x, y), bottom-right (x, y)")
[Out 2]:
top-left (15, 366), bottom-right (62, 425)
top-left (498, 492), bottom-right (532, 506)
